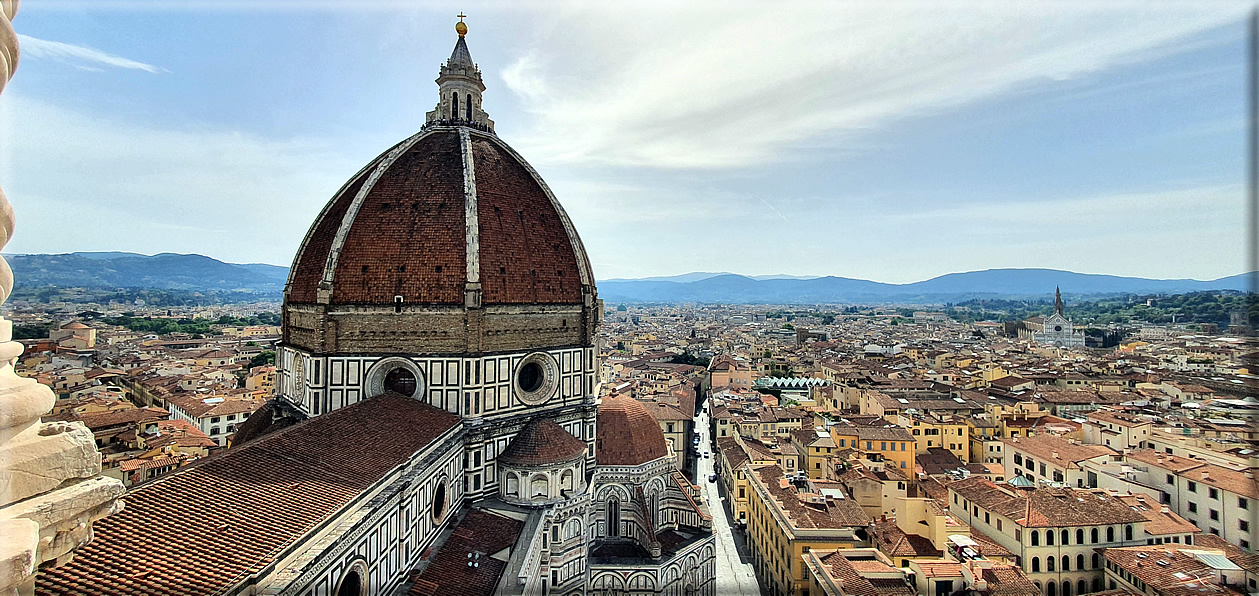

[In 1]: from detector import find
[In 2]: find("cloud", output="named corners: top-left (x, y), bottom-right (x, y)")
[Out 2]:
top-left (498, 3), bottom-right (1249, 169)
top-left (16, 35), bottom-right (165, 73)
top-left (0, 94), bottom-right (363, 266)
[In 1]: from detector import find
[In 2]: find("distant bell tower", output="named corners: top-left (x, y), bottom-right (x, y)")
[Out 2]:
top-left (1054, 286), bottom-right (1064, 316)
top-left (425, 14), bottom-right (494, 131)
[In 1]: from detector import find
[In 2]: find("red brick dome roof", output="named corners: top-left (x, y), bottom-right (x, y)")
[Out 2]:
top-left (285, 127), bottom-right (594, 307)
top-left (499, 418), bottom-right (587, 466)
top-left (596, 395), bottom-right (670, 466)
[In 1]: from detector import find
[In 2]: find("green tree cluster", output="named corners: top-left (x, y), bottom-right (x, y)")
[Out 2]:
top-left (249, 351), bottom-right (276, 368)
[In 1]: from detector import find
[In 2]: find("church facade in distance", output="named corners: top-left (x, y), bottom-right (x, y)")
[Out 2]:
top-left (37, 20), bottom-right (715, 596)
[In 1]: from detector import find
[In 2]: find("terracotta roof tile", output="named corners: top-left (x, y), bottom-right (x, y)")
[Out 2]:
top-left (471, 136), bottom-right (584, 304)
top-left (409, 509), bottom-right (525, 596)
top-left (498, 418), bottom-right (586, 466)
top-left (949, 477), bottom-right (1147, 527)
top-left (36, 393), bottom-right (460, 596)
top-left (596, 395), bottom-right (669, 466)
top-left (328, 132), bottom-right (467, 305)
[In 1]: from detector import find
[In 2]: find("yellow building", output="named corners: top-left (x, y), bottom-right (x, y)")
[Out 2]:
top-left (855, 425), bottom-right (916, 474)
top-left (827, 423), bottom-right (914, 472)
top-left (715, 436), bottom-right (775, 524)
top-left (900, 412), bottom-right (970, 462)
top-left (745, 465), bottom-right (871, 596)
top-left (799, 429), bottom-right (837, 480)
top-left (244, 365), bottom-right (275, 393)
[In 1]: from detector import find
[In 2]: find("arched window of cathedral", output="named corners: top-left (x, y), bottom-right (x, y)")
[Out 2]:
top-left (335, 560), bottom-right (368, 596)
top-left (607, 498), bottom-right (620, 537)
top-left (452, 92), bottom-right (459, 120)
top-left (531, 474), bottom-right (548, 498)
top-left (565, 518), bottom-right (581, 539)
top-left (465, 93), bottom-right (473, 121)
top-left (505, 473), bottom-right (519, 497)
top-left (560, 469), bottom-right (574, 492)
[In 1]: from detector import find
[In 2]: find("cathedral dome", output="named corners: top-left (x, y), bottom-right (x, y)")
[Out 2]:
top-left (279, 27), bottom-right (599, 357)
top-left (595, 396), bottom-right (669, 466)
top-left (499, 418), bottom-right (586, 466)
top-left (285, 128), bottom-right (593, 307)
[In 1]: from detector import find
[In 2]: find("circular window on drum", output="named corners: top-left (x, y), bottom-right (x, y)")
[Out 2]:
top-left (365, 357), bottom-right (426, 399)
top-left (514, 352), bottom-right (559, 405)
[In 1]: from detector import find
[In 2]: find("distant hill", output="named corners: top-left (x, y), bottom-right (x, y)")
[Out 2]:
top-left (597, 269), bottom-right (1251, 304)
top-left (603, 272), bottom-right (820, 283)
top-left (6, 252), bottom-right (288, 295)
top-left (5, 254), bottom-right (1249, 304)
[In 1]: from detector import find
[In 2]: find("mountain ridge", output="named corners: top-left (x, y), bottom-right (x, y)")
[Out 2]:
top-left (4, 252), bottom-right (1249, 304)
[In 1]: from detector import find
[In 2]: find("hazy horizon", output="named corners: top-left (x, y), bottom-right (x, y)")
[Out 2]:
top-left (0, 3), bottom-right (1250, 283)
top-left (6, 250), bottom-right (1252, 287)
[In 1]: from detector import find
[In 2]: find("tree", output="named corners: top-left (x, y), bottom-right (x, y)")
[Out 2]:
top-left (669, 353), bottom-right (711, 367)
top-left (249, 351), bottom-right (276, 369)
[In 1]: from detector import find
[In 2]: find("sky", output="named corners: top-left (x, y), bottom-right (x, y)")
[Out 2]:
top-left (0, 1), bottom-right (1252, 283)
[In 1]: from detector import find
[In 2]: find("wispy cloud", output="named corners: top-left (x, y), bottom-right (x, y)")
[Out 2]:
top-left (17, 35), bottom-right (165, 73)
top-left (0, 94), bottom-right (360, 265)
top-left (499, 3), bottom-right (1248, 169)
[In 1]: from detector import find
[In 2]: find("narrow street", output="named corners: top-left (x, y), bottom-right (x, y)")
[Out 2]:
top-left (694, 405), bottom-right (761, 596)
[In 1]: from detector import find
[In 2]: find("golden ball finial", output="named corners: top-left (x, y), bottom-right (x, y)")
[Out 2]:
top-left (455, 14), bottom-right (467, 36)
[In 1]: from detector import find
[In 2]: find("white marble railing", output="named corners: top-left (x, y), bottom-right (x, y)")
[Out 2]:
top-left (0, 4), bottom-right (125, 594)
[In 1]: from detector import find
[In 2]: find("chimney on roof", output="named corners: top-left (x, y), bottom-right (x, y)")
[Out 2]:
top-left (1052, 451), bottom-right (1059, 459)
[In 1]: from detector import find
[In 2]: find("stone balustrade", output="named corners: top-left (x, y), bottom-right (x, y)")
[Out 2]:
top-left (0, 3), bottom-right (125, 594)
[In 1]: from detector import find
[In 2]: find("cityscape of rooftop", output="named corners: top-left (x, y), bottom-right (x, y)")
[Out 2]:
top-left (0, 4), bottom-right (1256, 596)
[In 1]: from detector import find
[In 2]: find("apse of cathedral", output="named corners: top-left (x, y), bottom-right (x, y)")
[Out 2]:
top-left (36, 19), bottom-right (715, 596)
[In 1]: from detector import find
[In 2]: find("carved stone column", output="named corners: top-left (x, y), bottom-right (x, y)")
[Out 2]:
top-left (0, 4), bottom-right (125, 595)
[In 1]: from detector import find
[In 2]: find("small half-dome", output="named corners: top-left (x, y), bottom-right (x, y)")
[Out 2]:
top-left (499, 418), bottom-right (587, 466)
top-left (596, 395), bottom-right (669, 466)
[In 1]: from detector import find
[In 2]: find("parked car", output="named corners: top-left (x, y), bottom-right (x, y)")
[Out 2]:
top-left (703, 451), bottom-right (710, 458)
top-left (708, 474), bottom-right (717, 483)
